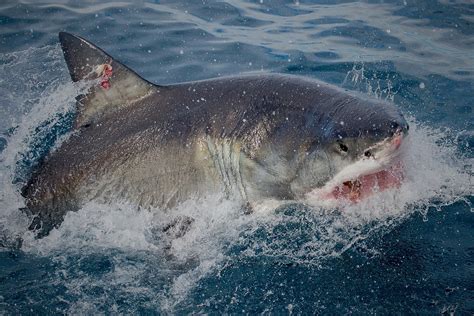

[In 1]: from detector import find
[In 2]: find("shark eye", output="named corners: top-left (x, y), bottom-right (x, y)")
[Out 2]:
top-left (338, 143), bottom-right (348, 153)
top-left (364, 150), bottom-right (372, 158)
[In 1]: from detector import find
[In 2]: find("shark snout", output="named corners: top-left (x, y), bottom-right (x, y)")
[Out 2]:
top-left (389, 117), bottom-right (409, 136)
top-left (391, 127), bottom-right (406, 150)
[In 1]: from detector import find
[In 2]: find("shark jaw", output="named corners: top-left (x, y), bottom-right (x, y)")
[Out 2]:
top-left (305, 132), bottom-right (406, 205)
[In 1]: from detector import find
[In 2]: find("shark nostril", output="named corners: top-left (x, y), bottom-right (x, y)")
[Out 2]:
top-left (390, 121), bottom-right (400, 132)
top-left (391, 120), bottom-right (409, 135)
top-left (390, 121), bottom-right (409, 137)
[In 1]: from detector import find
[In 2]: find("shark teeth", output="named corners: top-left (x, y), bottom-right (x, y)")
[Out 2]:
top-left (331, 162), bottom-right (404, 202)
top-left (305, 132), bottom-right (407, 205)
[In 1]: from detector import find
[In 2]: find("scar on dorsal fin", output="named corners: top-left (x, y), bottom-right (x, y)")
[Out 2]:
top-left (59, 32), bottom-right (158, 128)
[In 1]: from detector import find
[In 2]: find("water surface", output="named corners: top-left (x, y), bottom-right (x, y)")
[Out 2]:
top-left (0, 0), bottom-right (473, 314)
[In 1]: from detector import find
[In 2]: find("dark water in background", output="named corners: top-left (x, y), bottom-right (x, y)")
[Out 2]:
top-left (0, 0), bottom-right (473, 314)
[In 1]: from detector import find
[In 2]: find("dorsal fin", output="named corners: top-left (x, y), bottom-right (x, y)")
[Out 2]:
top-left (59, 32), bottom-right (156, 127)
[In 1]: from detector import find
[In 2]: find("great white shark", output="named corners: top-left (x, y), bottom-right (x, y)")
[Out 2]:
top-left (21, 32), bottom-right (408, 236)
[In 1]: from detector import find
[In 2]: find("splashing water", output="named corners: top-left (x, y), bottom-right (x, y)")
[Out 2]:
top-left (0, 44), bottom-right (472, 313)
top-left (0, 46), bottom-right (100, 247)
top-left (343, 62), bottom-right (398, 101)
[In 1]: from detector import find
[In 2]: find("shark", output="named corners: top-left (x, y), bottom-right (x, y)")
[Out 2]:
top-left (21, 32), bottom-right (408, 236)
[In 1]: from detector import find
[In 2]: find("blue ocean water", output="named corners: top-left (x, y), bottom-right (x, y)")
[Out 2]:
top-left (0, 0), bottom-right (473, 314)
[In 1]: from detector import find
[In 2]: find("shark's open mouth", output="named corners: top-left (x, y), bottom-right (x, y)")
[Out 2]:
top-left (330, 161), bottom-right (404, 202)
top-left (305, 132), bottom-right (406, 204)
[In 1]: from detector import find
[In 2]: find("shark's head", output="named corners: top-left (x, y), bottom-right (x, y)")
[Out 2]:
top-left (296, 110), bottom-right (408, 204)
top-left (292, 95), bottom-right (408, 205)
top-left (240, 89), bottom-right (408, 206)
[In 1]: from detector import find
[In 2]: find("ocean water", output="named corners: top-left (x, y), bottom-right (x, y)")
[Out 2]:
top-left (0, 0), bottom-right (473, 314)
